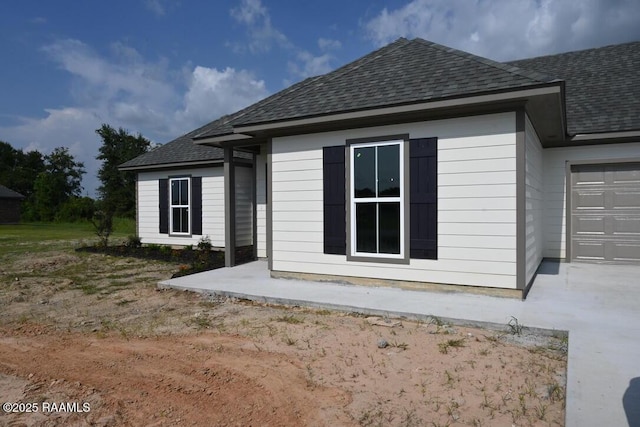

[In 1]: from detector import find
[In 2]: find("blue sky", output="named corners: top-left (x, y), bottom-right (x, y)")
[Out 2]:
top-left (1, 0), bottom-right (639, 195)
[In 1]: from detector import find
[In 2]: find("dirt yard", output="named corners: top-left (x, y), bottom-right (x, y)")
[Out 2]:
top-left (0, 239), bottom-right (567, 426)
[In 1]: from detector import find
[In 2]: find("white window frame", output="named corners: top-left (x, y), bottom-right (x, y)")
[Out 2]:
top-left (349, 140), bottom-right (404, 259)
top-left (169, 176), bottom-right (191, 235)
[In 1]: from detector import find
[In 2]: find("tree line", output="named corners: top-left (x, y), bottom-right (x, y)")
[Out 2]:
top-left (0, 124), bottom-right (151, 222)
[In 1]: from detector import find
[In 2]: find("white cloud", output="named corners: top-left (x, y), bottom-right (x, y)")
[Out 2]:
top-left (144, 0), bottom-right (167, 16)
top-left (29, 17), bottom-right (47, 25)
top-left (1, 38), bottom-right (269, 195)
top-left (176, 66), bottom-right (268, 128)
top-left (364, 0), bottom-right (640, 60)
top-left (287, 51), bottom-right (334, 80)
top-left (230, 0), bottom-right (290, 53)
top-left (228, 0), bottom-right (340, 84)
top-left (318, 38), bottom-right (342, 51)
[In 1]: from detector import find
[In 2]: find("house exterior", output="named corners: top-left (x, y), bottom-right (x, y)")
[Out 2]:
top-left (0, 185), bottom-right (25, 224)
top-left (121, 38), bottom-right (640, 298)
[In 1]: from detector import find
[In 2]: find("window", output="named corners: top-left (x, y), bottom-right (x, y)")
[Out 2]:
top-left (350, 140), bottom-right (404, 258)
top-left (170, 177), bottom-right (190, 234)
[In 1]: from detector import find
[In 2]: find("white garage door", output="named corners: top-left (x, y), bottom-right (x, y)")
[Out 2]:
top-left (571, 163), bottom-right (640, 263)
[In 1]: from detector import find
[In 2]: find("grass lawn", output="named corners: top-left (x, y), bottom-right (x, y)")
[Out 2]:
top-left (0, 219), bottom-right (135, 256)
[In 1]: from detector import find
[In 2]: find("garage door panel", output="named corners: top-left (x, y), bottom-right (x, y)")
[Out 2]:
top-left (613, 242), bottom-right (640, 262)
top-left (574, 216), bottom-right (605, 234)
top-left (574, 241), bottom-right (605, 261)
top-left (572, 167), bottom-right (605, 185)
top-left (574, 191), bottom-right (605, 209)
top-left (613, 216), bottom-right (640, 235)
top-left (612, 191), bottom-right (640, 209)
top-left (611, 165), bottom-right (640, 184)
top-left (571, 163), bottom-right (640, 264)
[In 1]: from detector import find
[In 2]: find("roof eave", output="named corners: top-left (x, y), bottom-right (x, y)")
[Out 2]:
top-left (118, 159), bottom-right (224, 172)
top-left (193, 133), bottom-right (255, 146)
top-left (568, 129), bottom-right (640, 144)
top-left (232, 84), bottom-right (563, 135)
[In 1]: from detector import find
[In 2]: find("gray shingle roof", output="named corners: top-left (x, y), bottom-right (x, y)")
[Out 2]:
top-left (192, 76), bottom-right (322, 140)
top-left (230, 38), bottom-right (557, 127)
top-left (122, 38), bottom-right (640, 170)
top-left (0, 185), bottom-right (25, 199)
top-left (507, 41), bottom-right (640, 134)
top-left (119, 123), bottom-right (225, 170)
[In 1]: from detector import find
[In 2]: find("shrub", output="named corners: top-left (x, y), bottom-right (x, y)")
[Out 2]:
top-left (197, 235), bottom-right (212, 251)
top-left (90, 210), bottom-right (113, 247)
top-left (125, 235), bottom-right (142, 248)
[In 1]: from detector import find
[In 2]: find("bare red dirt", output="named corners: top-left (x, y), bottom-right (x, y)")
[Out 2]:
top-left (0, 245), bottom-right (567, 426)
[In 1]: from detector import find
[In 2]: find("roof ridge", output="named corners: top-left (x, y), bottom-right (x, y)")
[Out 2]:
top-left (506, 40), bottom-right (640, 64)
top-left (298, 37), bottom-right (411, 88)
top-left (412, 38), bottom-right (557, 83)
top-left (226, 38), bottom-right (412, 128)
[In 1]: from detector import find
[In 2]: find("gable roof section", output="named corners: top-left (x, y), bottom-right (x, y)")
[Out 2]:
top-left (228, 38), bottom-right (557, 129)
top-left (119, 123), bottom-right (225, 170)
top-left (0, 185), bottom-right (25, 199)
top-left (192, 76), bottom-right (322, 140)
top-left (507, 41), bottom-right (640, 135)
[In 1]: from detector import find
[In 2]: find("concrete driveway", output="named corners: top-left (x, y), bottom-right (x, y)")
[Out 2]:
top-left (161, 260), bottom-right (640, 427)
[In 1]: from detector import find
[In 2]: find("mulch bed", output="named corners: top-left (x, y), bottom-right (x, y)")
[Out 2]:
top-left (77, 245), bottom-right (255, 278)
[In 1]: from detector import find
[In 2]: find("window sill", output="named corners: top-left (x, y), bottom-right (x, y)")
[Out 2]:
top-left (168, 233), bottom-right (192, 238)
top-left (346, 254), bottom-right (410, 265)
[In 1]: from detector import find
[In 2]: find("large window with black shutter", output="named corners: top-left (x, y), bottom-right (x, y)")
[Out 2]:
top-left (322, 137), bottom-right (437, 261)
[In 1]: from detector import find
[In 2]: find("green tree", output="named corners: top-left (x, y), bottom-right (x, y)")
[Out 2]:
top-left (0, 141), bottom-right (45, 197)
top-left (31, 147), bottom-right (86, 221)
top-left (96, 124), bottom-right (151, 218)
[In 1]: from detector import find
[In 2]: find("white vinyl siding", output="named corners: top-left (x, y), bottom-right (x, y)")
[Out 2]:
top-left (524, 114), bottom-right (544, 286)
top-left (235, 166), bottom-right (253, 247)
top-left (542, 140), bottom-right (640, 258)
top-left (270, 112), bottom-right (518, 289)
top-left (256, 149), bottom-right (267, 258)
top-left (137, 167), bottom-right (225, 247)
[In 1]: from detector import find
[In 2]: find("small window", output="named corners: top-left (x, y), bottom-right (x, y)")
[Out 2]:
top-left (350, 140), bottom-right (403, 258)
top-left (170, 177), bottom-right (190, 234)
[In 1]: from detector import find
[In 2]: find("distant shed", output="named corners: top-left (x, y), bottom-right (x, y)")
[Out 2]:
top-left (0, 185), bottom-right (25, 224)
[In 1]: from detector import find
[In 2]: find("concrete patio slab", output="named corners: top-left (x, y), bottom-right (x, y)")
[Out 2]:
top-left (160, 260), bottom-right (640, 427)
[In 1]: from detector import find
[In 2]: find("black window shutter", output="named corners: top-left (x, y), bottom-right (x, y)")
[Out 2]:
top-left (191, 177), bottom-right (202, 235)
top-left (159, 179), bottom-right (169, 234)
top-left (323, 146), bottom-right (346, 255)
top-left (410, 138), bottom-right (437, 259)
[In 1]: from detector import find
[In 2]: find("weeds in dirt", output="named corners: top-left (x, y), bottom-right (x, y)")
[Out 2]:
top-left (391, 341), bottom-right (409, 350)
top-left (274, 314), bottom-right (304, 324)
top-left (74, 282), bottom-right (99, 295)
top-left (547, 382), bottom-right (565, 403)
top-left (430, 315), bottom-right (446, 327)
top-left (188, 314), bottom-right (212, 329)
top-left (438, 338), bottom-right (465, 354)
top-left (283, 335), bottom-right (297, 346)
top-left (443, 370), bottom-right (456, 387)
top-left (507, 316), bottom-right (524, 336)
